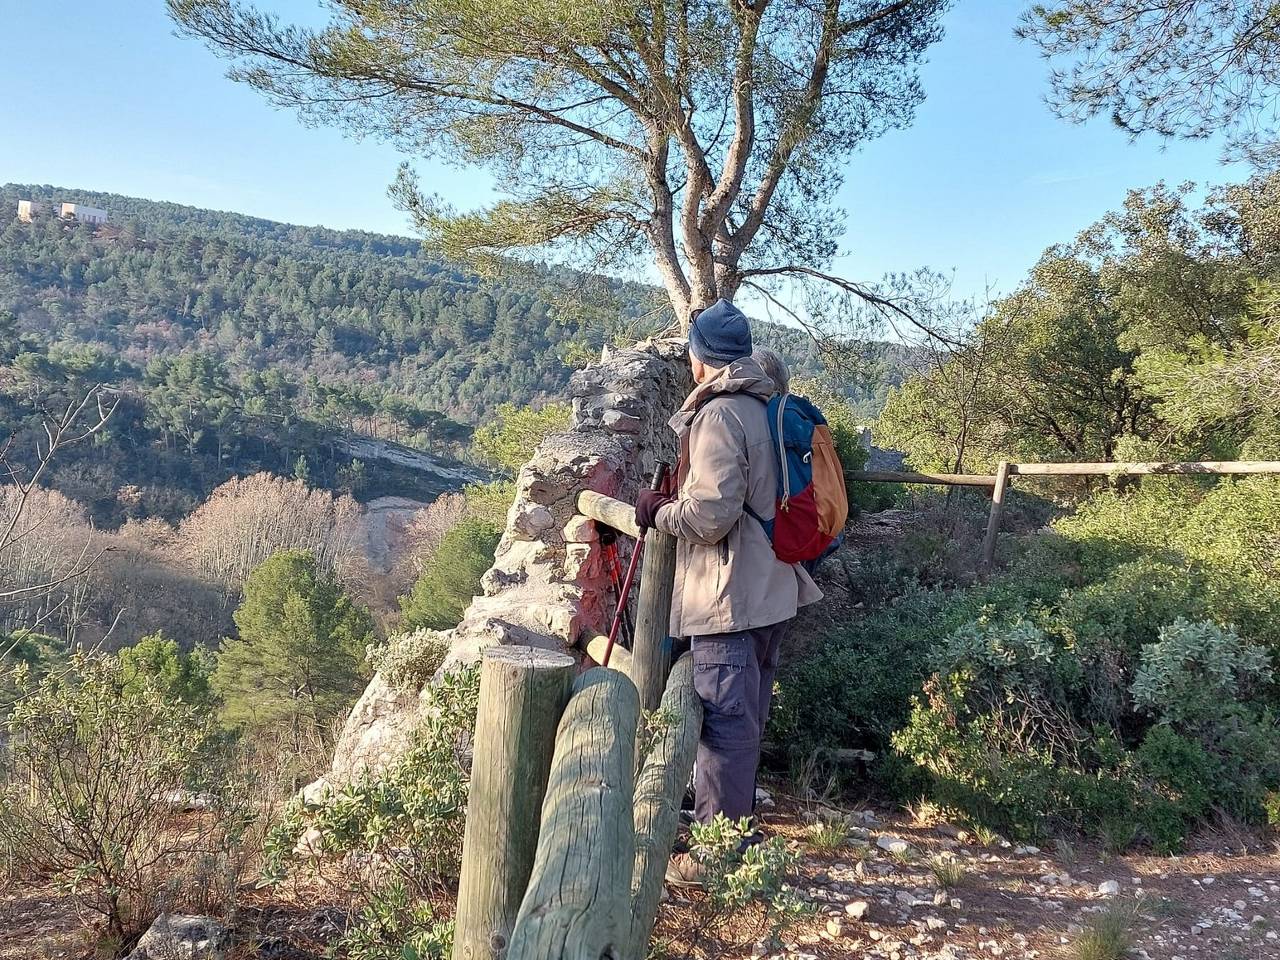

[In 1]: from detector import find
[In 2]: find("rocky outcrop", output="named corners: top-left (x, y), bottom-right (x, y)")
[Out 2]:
top-left (336, 434), bottom-right (487, 485)
top-left (320, 339), bottom-right (691, 787)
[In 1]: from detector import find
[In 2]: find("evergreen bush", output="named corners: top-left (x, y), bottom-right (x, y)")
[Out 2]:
top-left (780, 476), bottom-right (1280, 849)
top-left (399, 519), bottom-right (501, 630)
top-left (0, 653), bottom-right (250, 947)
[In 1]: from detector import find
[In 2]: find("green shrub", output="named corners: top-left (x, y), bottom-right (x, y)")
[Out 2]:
top-left (780, 464), bottom-right (1280, 850)
top-left (366, 627), bottom-right (452, 688)
top-left (1057, 477), bottom-right (1280, 644)
top-left (770, 554), bottom-right (1075, 762)
top-left (1054, 560), bottom-right (1211, 727)
top-left (0, 631), bottom-right (65, 717)
top-left (119, 632), bottom-right (214, 707)
top-left (1131, 620), bottom-right (1273, 728)
top-left (262, 665), bottom-right (478, 960)
top-left (213, 549), bottom-right (374, 745)
top-left (1130, 726), bottom-right (1215, 852)
top-left (688, 816), bottom-right (811, 943)
top-left (472, 401), bottom-right (571, 475)
top-left (462, 480), bottom-right (517, 528)
top-left (337, 883), bottom-right (454, 960)
top-left (400, 519), bottom-right (501, 630)
top-left (0, 653), bottom-right (248, 946)
top-left (1265, 790), bottom-right (1280, 827)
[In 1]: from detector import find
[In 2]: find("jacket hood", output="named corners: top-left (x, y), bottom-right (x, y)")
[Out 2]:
top-left (673, 356), bottom-right (776, 427)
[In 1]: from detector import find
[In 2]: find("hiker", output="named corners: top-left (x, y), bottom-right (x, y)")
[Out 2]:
top-left (635, 299), bottom-right (822, 881)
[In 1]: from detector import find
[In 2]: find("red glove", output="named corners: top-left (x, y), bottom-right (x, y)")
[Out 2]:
top-left (635, 488), bottom-right (673, 530)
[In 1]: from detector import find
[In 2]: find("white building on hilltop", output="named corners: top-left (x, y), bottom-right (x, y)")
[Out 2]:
top-left (16, 200), bottom-right (45, 222)
top-left (60, 202), bottom-right (108, 225)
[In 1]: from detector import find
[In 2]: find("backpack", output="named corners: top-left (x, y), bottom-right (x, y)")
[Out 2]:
top-left (746, 393), bottom-right (849, 564)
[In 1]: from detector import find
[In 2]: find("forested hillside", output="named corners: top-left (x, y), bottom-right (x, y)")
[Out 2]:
top-left (0, 184), bottom-right (899, 521)
top-left (0, 184), bottom-right (619, 515)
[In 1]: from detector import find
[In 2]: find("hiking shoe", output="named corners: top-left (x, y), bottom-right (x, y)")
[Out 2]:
top-left (664, 853), bottom-right (706, 888)
top-left (739, 829), bottom-right (765, 852)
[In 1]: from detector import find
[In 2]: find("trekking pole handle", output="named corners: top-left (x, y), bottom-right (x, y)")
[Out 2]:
top-left (650, 459), bottom-right (670, 492)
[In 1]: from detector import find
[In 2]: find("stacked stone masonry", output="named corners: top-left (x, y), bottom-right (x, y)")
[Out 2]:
top-left (322, 339), bottom-right (692, 786)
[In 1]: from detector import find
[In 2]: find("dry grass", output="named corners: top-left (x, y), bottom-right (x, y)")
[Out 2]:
top-left (887, 845), bottom-right (917, 866)
top-left (806, 815), bottom-right (852, 852)
top-left (906, 797), bottom-right (945, 827)
top-left (1053, 837), bottom-right (1077, 865)
top-left (972, 824), bottom-right (1001, 847)
top-left (929, 856), bottom-right (967, 890)
top-left (1071, 902), bottom-right (1140, 960)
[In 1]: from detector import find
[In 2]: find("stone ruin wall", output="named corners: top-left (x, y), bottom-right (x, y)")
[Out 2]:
top-left (321, 340), bottom-right (693, 789)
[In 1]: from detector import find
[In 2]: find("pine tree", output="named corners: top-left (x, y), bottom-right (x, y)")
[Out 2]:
top-left (400, 519), bottom-right (501, 630)
top-left (212, 549), bottom-right (373, 746)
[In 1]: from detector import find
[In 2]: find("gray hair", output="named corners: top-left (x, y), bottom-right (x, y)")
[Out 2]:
top-left (752, 347), bottom-right (790, 395)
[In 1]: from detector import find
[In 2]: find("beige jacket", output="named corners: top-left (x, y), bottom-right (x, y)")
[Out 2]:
top-left (655, 357), bottom-right (822, 637)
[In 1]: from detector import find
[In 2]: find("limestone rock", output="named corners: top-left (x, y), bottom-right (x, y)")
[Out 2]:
top-left (846, 900), bottom-right (871, 919)
top-left (877, 834), bottom-right (912, 855)
top-left (327, 670), bottom-right (425, 785)
top-left (126, 914), bottom-right (228, 960)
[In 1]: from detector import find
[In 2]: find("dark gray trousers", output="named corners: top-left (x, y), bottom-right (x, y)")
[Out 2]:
top-left (691, 619), bottom-right (790, 824)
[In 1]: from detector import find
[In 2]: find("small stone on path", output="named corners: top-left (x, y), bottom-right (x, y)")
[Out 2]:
top-left (846, 900), bottom-right (870, 919)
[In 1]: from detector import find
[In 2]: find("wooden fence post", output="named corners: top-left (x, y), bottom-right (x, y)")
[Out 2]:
top-left (631, 527), bottom-right (677, 712)
top-left (981, 460), bottom-right (1011, 568)
top-left (625, 654), bottom-right (702, 960)
top-left (508, 669), bottom-right (640, 960)
top-left (453, 646), bottom-right (576, 960)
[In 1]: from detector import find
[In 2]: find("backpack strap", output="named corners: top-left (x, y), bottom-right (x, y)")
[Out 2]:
top-left (745, 391), bottom-right (788, 533)
top-left (773, 393), bottom-right (791, 509)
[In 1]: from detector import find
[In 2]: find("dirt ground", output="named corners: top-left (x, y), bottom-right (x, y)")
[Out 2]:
top-left (5, 789), bottom-right (1277, 960)
top-left (653, 790), bottom-right (1280, 960)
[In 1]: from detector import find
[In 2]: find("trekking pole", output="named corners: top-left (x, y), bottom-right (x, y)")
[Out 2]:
top-left (599, 528), bottom-right (635, 649)
top-left (601, 460), bottom-right (669, 668)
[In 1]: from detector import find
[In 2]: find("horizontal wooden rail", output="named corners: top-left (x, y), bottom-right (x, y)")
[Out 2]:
top-left (577, 490), bottom-right (641, 539)
top-left (848, 461), bottom-right (1280, 487)
top-left (1010, 460), bottom-right (1280, 477)
top-left (581, 633), bottom-right (634, 676)
top-left (845, 469), bottom-right (997, 486)
top-left (846, 459), bottom-right (1280, 569)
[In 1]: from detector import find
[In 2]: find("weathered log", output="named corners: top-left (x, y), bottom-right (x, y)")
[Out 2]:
top-left (453, 646), bottom-right (576, 960)
top-left (625, 654), bottom-right (702, 960)
top-left (582, 633), bottom-right (634, 676)
top-left (577, 490), bottom-right (641, 539)
top-left (631, 527), bottom-right (677, 712)
top-left (508, 669), bottom-right (640, 960)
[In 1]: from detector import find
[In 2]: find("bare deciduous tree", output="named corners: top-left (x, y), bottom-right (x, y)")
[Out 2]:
top-left (178, 472), bottom-right (363, 589)
top-left (1, 387), bottom-right (117, 656)
top-left (391, 491), bottom-right (469, 594)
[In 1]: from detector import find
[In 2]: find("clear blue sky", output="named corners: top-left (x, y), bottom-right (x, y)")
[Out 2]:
top-left (0, 1), bottom-right (1247, 302)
